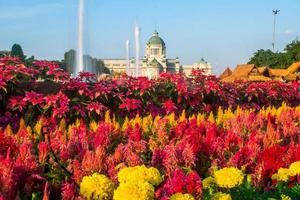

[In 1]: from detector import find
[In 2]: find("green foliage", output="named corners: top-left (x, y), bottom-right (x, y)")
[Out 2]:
top-left (11, 43), bottom-right (25, 61)
top-left (248, 39), bottom-right (300, 69)
top-left (285, 40), bottom-right (300, 65)
top-left (25, 56), bottom-right (35, 66)
top-left (96, 59), bottom-right (110, 74)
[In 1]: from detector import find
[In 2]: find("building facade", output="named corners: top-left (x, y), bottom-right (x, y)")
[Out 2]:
top-left (102, 31), bottom-right (212, 78)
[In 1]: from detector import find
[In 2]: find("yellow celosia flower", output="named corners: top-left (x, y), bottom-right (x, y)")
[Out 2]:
top-left (208, 112), bottom-right (215, 123)
top-left (142, 115), bottom-right (152, 132)
top-left (122, 117), bottom-right (129, 131)
top-left (281, 194), bottom-right (292, 200)
top-left (214, 167), bottom-right (244, 188)
top-left (202, 176), bottom-right (215, 189)
top-left (271, 168), bottom-right (291, 182)
top-left (89, 120), bottom-right (98, 132)
top-left (211, 192), bottom-right (232, 200)
top-left (132, 114), bottom-right (142, 127)
top-left (75, 118), bottom-right (81, 127)
top-left (196, 113), bottom-right (205, 126)
top-left (117, 165), bottom-right (162, 186)
top-left (80, 173), bottom-right (114, 200)
top-left (34, 118), bottom-right (43, 135)
top-left (289, 161), bottom-right (300, 176)
top-left (114, 181), bottom-right (154, 200)
top-left (166, 113), bottom-right (176, 126)
top-left (189, 114), bottom-right (196, 122)
top-left (4, 124), bottom-right (13, 136)
top-left (216, 107), bottom-right (224, 125)
top-left (170, 193), bottom-right (195, 200)
top-left (179, 110), bottom-right (186, 122)
top-left (59, 119), bottom-right (66, 132)
top-left (105, 111), bottom-right (111, 124)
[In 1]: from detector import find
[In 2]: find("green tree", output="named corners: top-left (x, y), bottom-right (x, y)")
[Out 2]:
top-left (248, 49), bottom-right (287, 69)
top-left (248, 39), bottom-right (300, 69)
top-left (11, 44), bottom-right (25, 61)
top-left (284, 40), bottom-right (300, 65)
top-left (96, 59), bottom-right (110, 74)
top-left (25, 56), bottom-right (35, 66)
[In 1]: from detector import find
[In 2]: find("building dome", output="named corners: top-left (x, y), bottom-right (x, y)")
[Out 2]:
top-left (147, 30), bottom-right (165, 46)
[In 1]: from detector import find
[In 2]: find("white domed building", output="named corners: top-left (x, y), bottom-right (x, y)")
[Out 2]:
top-left (102, 31), bottom-right (212, 78)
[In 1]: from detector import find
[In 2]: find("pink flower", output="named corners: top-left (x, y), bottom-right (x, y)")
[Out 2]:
top-left (119, 98), bottom-right (141, 111)
top-left (163, 99), bottom-right (176, 113)
top-left (87, 102), bottom-right (105, 115)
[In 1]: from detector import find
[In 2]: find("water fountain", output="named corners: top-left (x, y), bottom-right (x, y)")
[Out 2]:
top-left (76, 0), bottom-right (84, 75)
top-left (125, 40), bottom-right (130, 75)
top-left (134, 25), bottom-right (140, 77)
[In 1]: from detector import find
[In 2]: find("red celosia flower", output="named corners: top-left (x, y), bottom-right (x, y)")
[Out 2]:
top-left (38, 142), bottom-right (49, 164)
top-left (61, 181), bottom-right (78, 200)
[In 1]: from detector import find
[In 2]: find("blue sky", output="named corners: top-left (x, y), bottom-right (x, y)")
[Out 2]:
top-left (0, 0), bottom-right (299, 74)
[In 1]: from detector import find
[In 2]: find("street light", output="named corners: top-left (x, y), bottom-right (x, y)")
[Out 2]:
top-left (272, 9), bottom-right (280, 52)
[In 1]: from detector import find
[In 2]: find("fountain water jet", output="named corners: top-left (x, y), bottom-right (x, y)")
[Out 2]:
top-left (125, 40), bottom-right (130, 75)
top-left (76, 0), bottom-right (84, 75)
top-left (134, 25), bottom-right (140, 77)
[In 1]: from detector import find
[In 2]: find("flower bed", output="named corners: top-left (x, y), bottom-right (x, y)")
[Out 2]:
top-left (0, 57), bottom-right (300, 199)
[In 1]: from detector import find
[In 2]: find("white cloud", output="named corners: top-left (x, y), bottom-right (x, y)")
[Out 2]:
top-left (284, 29), bottom-right (295, 35)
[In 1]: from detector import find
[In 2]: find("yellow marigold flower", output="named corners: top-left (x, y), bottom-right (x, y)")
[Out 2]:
top-left (117, 165), bottom-right (163, 186)
top-left (80, 173), bottom-right (114, 200)
top-left (170, 193), bottom-right (195, 200)
top-left (281, 194), bottom-right (292, 200)
top-left (271, 168), bottom-right (291, 182)
top-left (289, 161), bottom-right (300, 176)
top-left (202, 177), bottom-right (215, 189)
top-left (214, 167), bottom-right (244, 188)
top-left (211, 192), bottom-right (232, 200)
top-left (113, 182), bottom-right (154, 200)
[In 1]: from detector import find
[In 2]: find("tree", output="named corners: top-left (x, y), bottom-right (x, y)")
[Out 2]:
top-left (96, 59), bottom-right (110, 74)
top-left (25, 56), bottom-right (35, 66)
top-left (248, 39), bottom-right (300, 69)
top-left (284, 40), bottom-right (300, 65)
top-left (11, 44), bottom-right (25, 61)
top-left (248, 49), bottom-right (287, 69)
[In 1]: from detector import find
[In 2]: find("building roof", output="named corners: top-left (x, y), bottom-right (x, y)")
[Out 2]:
top-left (197, 58), bottom-right (207, 64)
top-left (0, 50), bottom-right (10, 55)
top-left (258, 66), bottom-right (267, 73)
top-left (287, 61), bottom-right (300, 73)
top-left (221, 64), bottom-right (267, 82)
top-left (219, 67), bottom-right (232, 79)
top-left (248, 75), bottom-right (272, 81)
top-left (147, 31), bottom-right (165, 46)
top-left (232, 64), bottom-right (256, 78)
top-left (269, 69), bottom-right (289, 77)
top-left (149, 58), bottom-right (162, 66)
top-left (284, 73), bottom-right (300, 81)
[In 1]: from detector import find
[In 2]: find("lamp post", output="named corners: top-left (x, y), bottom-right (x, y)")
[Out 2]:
top-left (272, 9), bottom-right (280, 52)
